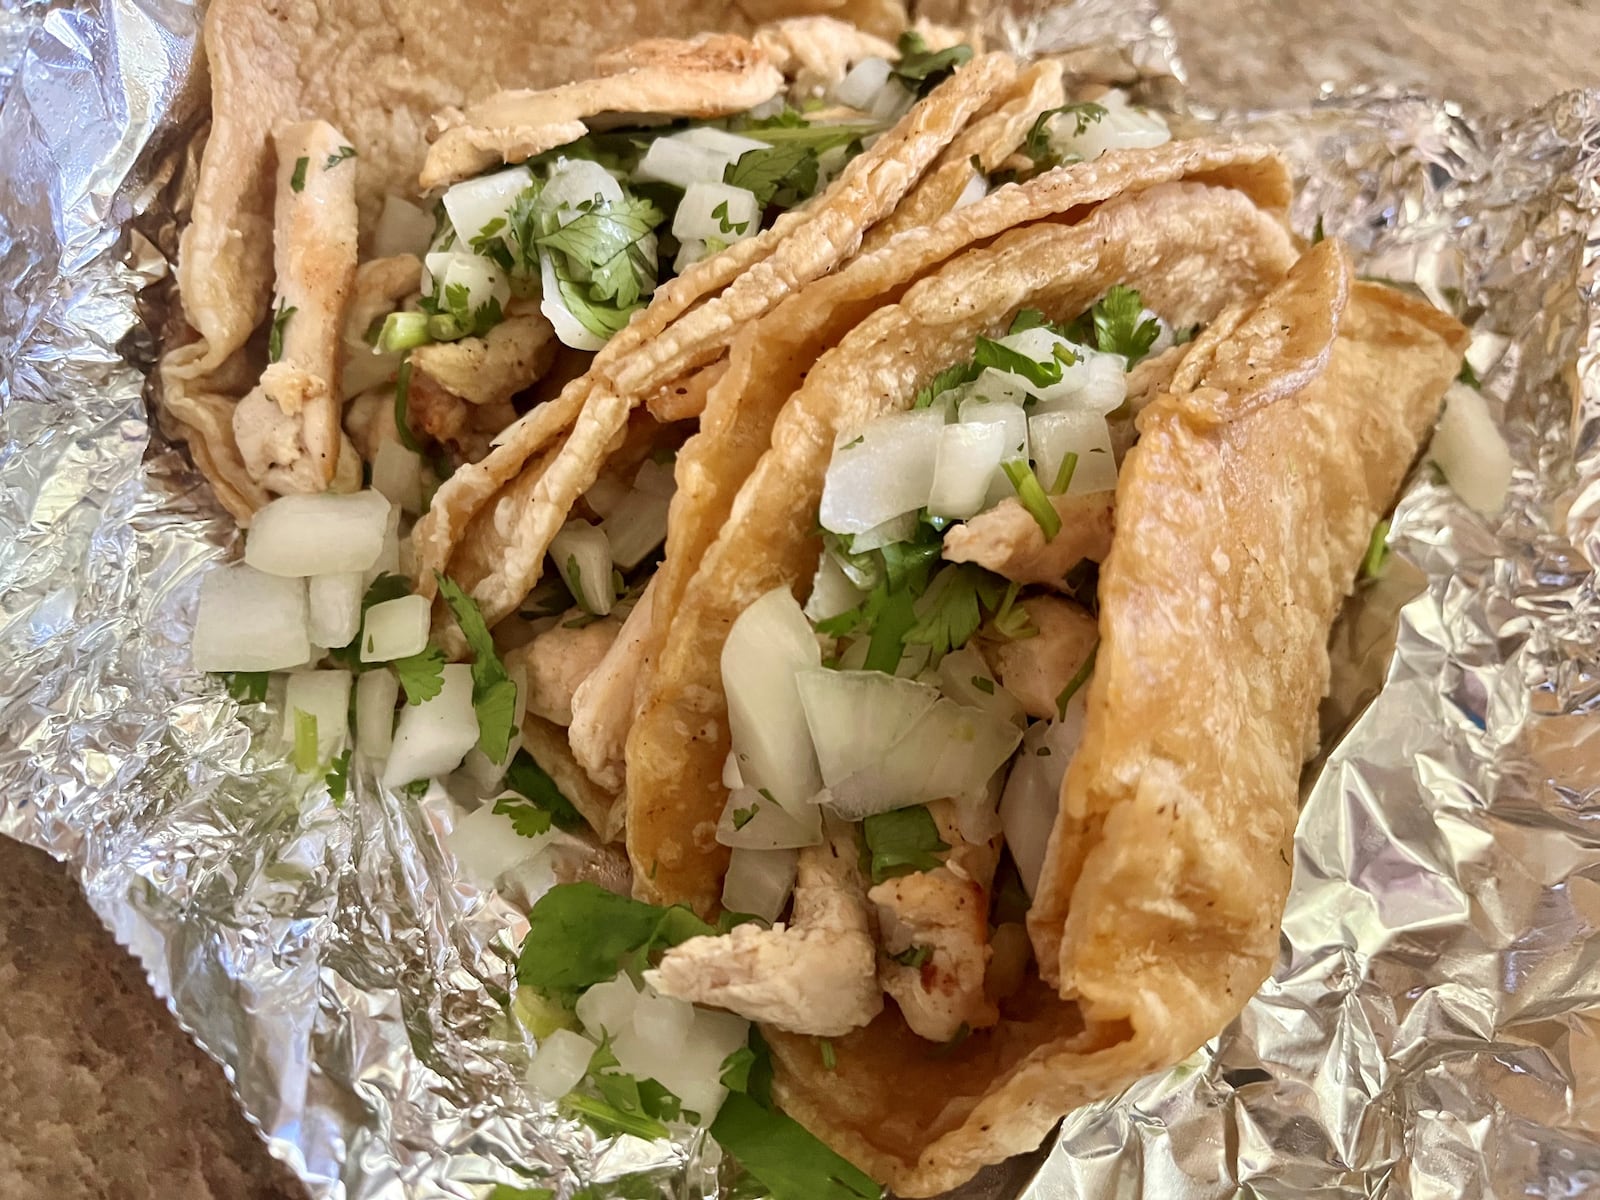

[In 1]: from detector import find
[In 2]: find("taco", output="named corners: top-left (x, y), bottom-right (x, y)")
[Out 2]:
top-left (612, 223), bottom-right (1465, 1193)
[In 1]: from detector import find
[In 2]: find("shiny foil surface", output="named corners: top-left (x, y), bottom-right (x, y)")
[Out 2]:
top-left (1, 2), bottom-right (1597, 1197)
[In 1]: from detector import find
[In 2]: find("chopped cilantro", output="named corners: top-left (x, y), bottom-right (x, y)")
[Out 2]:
top-left (436, 572), bottom-right (518, 763)
top-left (289, 156), bottom-right (308, 193)
top-left (972, 676), bottom-right (996, 695)
top-left (913, 361), bottom-right (982, 408)
top-left (220, 671), bottom-right (269, 703)
top-left (732, 804), bottom-right (758, 830)
top-left (973, 335), bottom-right (1066, 388)
top-left (1002, 459), bottom-right (1062, 540)
top-left (1055, 640), bottom-right (1098, 718)
top-left (862, 806), bottom-right (949, 885)
top-left (724, 141), bottom-right (819, 209)
top-left (1021, 102), bottom-right (1108, 170)
top-left (892, 944), bottom-right (932, 968)
top-left (267, 301), bottom-right (297, 364)
top-left (499, 750), bottom-right (585, 834)
top-left (891, 31), bottom-right (973, 95)
top-left (393, 358), bottom-right (421, 452)
top-left (1009, 308), bottom-right (1051, 334)
top-left (1310, 214), bottom-right (1326, 244)
top-left (1361, 519), bottom-right (1391, 579)
top-left (324, 748), bottom-right (351, 805)
top-left (392, 646), bottom-right (446, 705)
top-left (323, 145), bottom-right (356, 169)
top-left (1050, 450), bottom-right (1080, 495)
top-left (487, 1186), bottom-right (555, 1200)
top-left (819, 1040), bottom-right (836, 1071)
top-left (1458, 359), bottom-right (1480, 387)
top-left (1091, 284), bottom-right (1162, 365)
top-left (516, 882), bottom-right (717, 993)
top-left (711, 199), bottom-right (749, 235)
top-left (903, 563), bottom-right (1005, 661)
top-left (719, 1045), bottom-right (757, 1092)
top-left (711, 1093), bottom-right (880, 1200)
top-left (987, 580), bottom-right (1035, 641)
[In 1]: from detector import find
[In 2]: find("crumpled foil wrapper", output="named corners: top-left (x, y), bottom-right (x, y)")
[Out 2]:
top-left (2, 1), bottom-right (1597, 1197)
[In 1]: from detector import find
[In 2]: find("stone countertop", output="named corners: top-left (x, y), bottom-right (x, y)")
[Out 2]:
top-left (3, 3), bottom-right (1597, 1198)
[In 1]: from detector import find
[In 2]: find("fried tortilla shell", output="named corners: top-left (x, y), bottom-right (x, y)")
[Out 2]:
top-left (759, 240), bottom-right (1468, 1197)
top-left (415, 51), bottom-right (1018, 629)
top-left (626, 180), bottom-right (1299, 916)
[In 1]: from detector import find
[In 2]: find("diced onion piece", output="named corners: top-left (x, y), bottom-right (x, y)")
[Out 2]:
top-left (674, 126), bottom-right (770, 158)
top-left (308, 570), bottom-right (364, 648)
top-left (1050, 90), bottom-right (1170, 161)
top-left (825, 695), bottom-right (1023, 821)
top-left (723, 847), bottom-right (799, 923)
top-left (716, 786), bottom-right (823, 849)
top-left (526, 1028), bottom-right (596, 1101)
top-left (360, 594), bottom-right (430, 662)
top-left (601, 488), bottom-right (671, 571)
top-left (850, 512), bottom-right (917, 553)
top-left (722, 587), bottom-right (823, 814)
top-left (425, 250), bottom-right (511, 314)
top-left (616, 1001), bottom-right (749, 1121)
top-left (937, 645), bottom-right (1025, 727)
top-left (549, 521), bottom-right (615, 616)
top-left (957, 396), bottom-right (1028, 461)
top-left (539, 157), bottom-right (624, 220)
top-left (382, 663), bottom-right (478, 788)
top-left (968, 368), bottom-right (1031, 407)
top-left (928, 421), bottom-right (1007, 520)
top-left (1029, 410), bottom-right (1117, 495)
top-left (633, 458), bottom-right (676, 499)
top-left (448, 799), bottom-right (550, 886)
top-left (538, 248), bottom-right (606, 351)
top-left (674, 237), bottom-right (708, 274)
top-left (191, 564), bottom-right (310, 672)
top-left (356, 668), bottom-right (398, 759)
top-left (1000, 700), bottom-right (1086, 896)
top-left (442, 166), bottom-right (534, 247)
top-left (723, 751), bottom-right (744, 790)
top-left (634, 139), bottom-right (726, 190)
top-left (576, 972), bottom-right (640, 1039)
top-left (869, 80), bottom-right (916, 122)
top-left (342, 345), bottom-right (401, 396)
top-left (372, 194), bottom-right (437, 260)
top-left (954, 172), bottom-right (987, 210)
top-left (244, 491), bottom-right (392, 577)
top-left (794, 669), bottom-right (940, 788)
top-left (1029, 349), bottom-right (1127, 417)
top-left (672, 181), bottom-right (760, 244)
top-left (1429, 381), bottom-right (1513, 515)
top-left (631, 984), bottom-right (695, 1050)
top-left (804, 552), bottom-right (867, 623)
top-left (832, 56), bottom-right (892, 108)
top-left (584, 474), bottom-right (630, 520)
top-left (367, 503), bottom-right (401, 585)
top-left (282, 670), bottom-right (353, 758)
top-left (460, 662), bottom-right (527, 788)
top-left (372, 440), bottom-right (425, 515)
top-left (818, 409), bottom-right (944, 534)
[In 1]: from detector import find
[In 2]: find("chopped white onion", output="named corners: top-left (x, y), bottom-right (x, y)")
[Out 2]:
top-left (849, 511), bottom-right (917, 553)
top-left (869, 79), bottom-right (916, 122)
top-left (191, 564), bottom-right (310, 672)
top-left (1000, 699), bottom-right (1086, 896)
top-left (1429, 381), bottom-right (1513, 515)
top-left (631, 984), bottom-right (696, 1048)
top-left (673, 126), bottom-right (769, 160)
top-left (601, 488), bottom-right (671, 571)
top-left (616, 999), bottom-right (749, 1121)
top-left (1028, 410), bottom-right (1117, 495)
top-left (360, 594), bottom-right (430, 662)
top-left (967, 368), bottom-right (1031, 407)
top-left (803, 552), bottom-right (867, 623)
top-left (526, 1028), bottom-right (596, 1102)
top-left (928, 421), bottom-right (1007, 520)
top-left (548, 520), bottom-right (615, 615)
top-left (672, 182), bottom-right (760, 245)
top-left (634, 139), bottom-right (728, 190)
top-left (382, 664), bottom-right (478, 788)
top-left (953, 172), bottom-right (987, 210)
top-left (818, 408), bottom-right (944, 534)
top-left (424, 250), bottom-right (511, 314)
top-left (244, 491), bottom-right (391, 577)
top-left (443, 166), bottom-right (534, 247)
top-left (372, 440), bottom-right (424, 515)
top-left (576, 972), bottom-right (640, 1039)
top-left (723, 751), bottom-right (745, 790)
top-left (308, 571), bottom-right (364, 648)
top-left (372, 194), bottom-right (437, 260)
top-left (539, 157), bottom-right (624, 221)
top-left (632, 457), bottom-right (677, 499)
top-left (282, 670), bottom-right (352, 757)
top-left (342, 345), bottom-right (401, 397)
top-left (957, 396), bottom-right (1029, 461)
top-left (538, 248), bottom-right (607, 351)
top-left (794, 669), bottom-right (939, 788)
top-left (825, 694), bottom-right (1023, 820)
top-left (356, 668), bottom-right (398, 759)
top-left (722, 587), bottom-right (823, 815)
top-left (366, 502), bottom-right (401, 585)
top-left (832, 56), bottom-right (893, 108)
top-left (1050, 90), bottom-right (1170, 161)
top-left (716, 786), bottom-right (822, 849)
top-left (723, 847), bottom-right (799, 923)
top-left (937, 645), bottom-right (1025, 727)
top-left (448, 799), bottom-right (550, 886)
top-left (673, 237), bottom-right (708, 274)
top-left (583, 474), bottom-right (630, 520)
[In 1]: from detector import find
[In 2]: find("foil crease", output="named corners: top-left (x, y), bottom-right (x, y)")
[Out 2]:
top-left (1, 3), bottom-right (1598, 1200)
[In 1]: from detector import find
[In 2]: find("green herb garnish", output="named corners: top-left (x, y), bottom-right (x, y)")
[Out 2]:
top-left (436, 572), bottom-right (519, 764)
top-left (1055, 640), bottom-right (1098, 718)
top-left (862, 806), bottom-right (949, 885)
top-left (291, 708), bottom-right (319, 773)
top-left (891, 31), bottom-right (973, 94)
top-left (1002, 459), bottom-right (1062, 540)
top-left (498, 750), bottom-right (586, 835)
top-left (892, 944), bottom-right (932, 968)
top-left (289, 156), bottom-right (309, 193)
top-left (323, 145), bottom-right (357, 169)
top-left (267, 301), bottom-right (297, 363)
top-left (221, 671), bottom-right (269, 703)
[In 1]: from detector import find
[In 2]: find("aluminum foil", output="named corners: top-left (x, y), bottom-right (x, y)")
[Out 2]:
top-left (2, 2), bottom-right (1598, 1198)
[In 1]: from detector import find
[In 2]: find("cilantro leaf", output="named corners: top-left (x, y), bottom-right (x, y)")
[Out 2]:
top-left (736, 120), bottom-right (880, 152)
top-left (561, 1090), bottom-right (671, 1142)
top-left (220, 671), bottom-right (269, 703)
top-left (535, 195), bottom-right (663, 309)
top-left (891, 31), bottom-right (973, 95)
top-left (862, 806), bottom-right (949, 885)
top-left (435, 572), bottom-right (518, 762)
top-left (393, 646), bottom-right (446, 705)
top-left (892, 944), bottom-right (932, 968)
top-left (724, 142), bottom-right (818, 209)
top-left (1021, 102), bottom-right (1108, 170)
top-left (711, 199), bottom-right (749, 235)
top-left (987, 580), bottom-right (1035, 641)
top-left (731, 803), bottom-right (758, 830)
top-left (1008, 308), bottom-right (1052, 334)
top-left (324, 749), bottom-right (351, 805)
top-left (289, 156), bottom-right (309, 193)
top-left (517, 882), bottom-right (715, 993)
top-left (1361, 518), bottom-right (1391, 579)
top-left (1458, 359), bottom-right (1480, 387)
top-left (268, 301), bottom-right (297, 363)
top-left (912, 361), bottom-right (981, 408)
top-left (903, 564), bottom-right (1006, 660)
top-left (1002, 459), bottom-right (1062, 540)
top-left (1055, 639), bottom-right (1098, 718)
top-left (500, 750), bottom-right (585, 832)
top-left (1091, 284), bottom-right (1161, 365)
top-left (323, 145), bottom-right (356, 169)
top-left (711, 1092), bottom-right (881, 1200)
top-left (972, 335), bottom-right (1064, 388)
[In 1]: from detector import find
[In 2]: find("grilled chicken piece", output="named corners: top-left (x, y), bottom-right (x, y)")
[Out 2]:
top-left (941, 491), bottom-right (1114, 585)
top-left (646, 817), bottom-right (882, 1037)
top-left (985, 595), bottom-right (1098, 720)
top-left (234, 120), bottom-right (359, 494)
top-left (410, 307), bottom-right (558, 408)
top-left (569, 576), bottom-right (657, 792)
top-left (508, 615), bottom-right (622, 727)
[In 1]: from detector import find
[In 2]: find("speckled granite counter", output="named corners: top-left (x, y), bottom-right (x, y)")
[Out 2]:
top-left (3, 3), bottom-right (1595, 1197)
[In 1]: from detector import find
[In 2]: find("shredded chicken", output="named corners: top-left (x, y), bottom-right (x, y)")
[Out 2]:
top-left (233, 120), bottom-right (359, 494)
top-left (344, 386), bottom-right (399, 463)
top-left (646, 817), bottom-right (883, 1036)
top-left (941, 491), bottom-right (1114, 585)
top-left (508, 615), bottom-right (623, 727)
top-left (985, 595), bottom-right (1098, 720)
top-left (751, 16), bottom-right (896, 96)
top-left (411, 306), bottom-right (558, 409)
top-left (870, 799), bottom-right (1001, 1042)
top-left (569, 577), bottom-right (657, 792)
top-left (406, 371), bottom-right (517, 463)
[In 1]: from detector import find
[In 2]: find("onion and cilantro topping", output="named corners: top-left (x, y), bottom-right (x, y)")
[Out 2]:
top-left (1007, 89), bottom-right (1172, 182)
